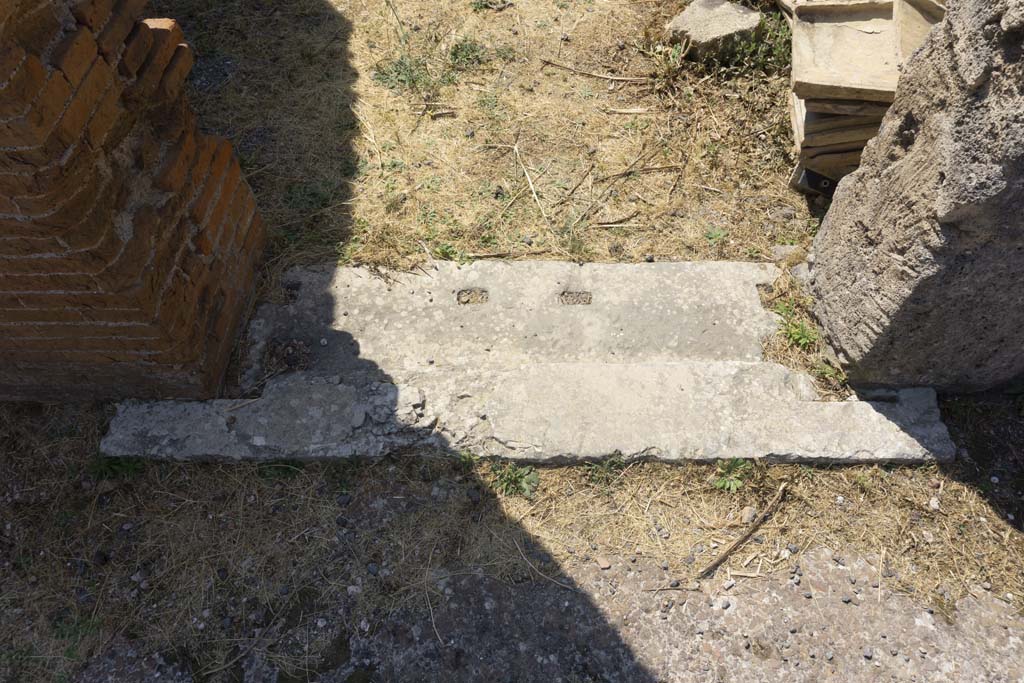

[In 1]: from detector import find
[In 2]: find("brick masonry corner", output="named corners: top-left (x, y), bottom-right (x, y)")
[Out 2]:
top-left (0, 0), bottom-right (265, 400)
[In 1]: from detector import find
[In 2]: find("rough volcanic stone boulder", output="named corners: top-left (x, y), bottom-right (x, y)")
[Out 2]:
top-left (664, 0), bottom-right (762, 60)
top-left (808, 0), bottom-right (1024, 393)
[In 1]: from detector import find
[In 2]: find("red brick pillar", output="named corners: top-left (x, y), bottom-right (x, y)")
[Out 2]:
top-left (0, 0), bottom-right (265, 400)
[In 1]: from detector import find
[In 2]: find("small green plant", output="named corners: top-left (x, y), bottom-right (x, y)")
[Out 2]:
top-left (284, 181), bottom-right (335, 214)
top-left (704, 227), bottom-right (728, 247)
top-left (373, 55), bottom-right (433, 92)
top-left (815, 360), bottom-right (847, 384)
top-left (87, 455), bottom-right (144, 481)
top-left (256, 461), bottom-right (305, 480)
top-left (696, 13), bottom-right (792, 76)
top-left (433, 243), bottom-right (461, 261)
top-left (585, 457), bottom-right (626, 489)
top-left (471, 0), bottom-right (511, 10)
top-left (53, 615), bottom-right (99, 661)
top-left (773, 299), bottom-right (820, 350)
top-left (491, 462), bottom-right (540, 498)
top-left (731, 14), bottom-right (791, 75)
top-left (476, 92), bottom-right (500, 117)
top-left (457, 450), bottom-right (479, 473)
top-left (713, 458), bottom-right (751, 493)
top-left (703, 139), bottom-right (723, 168)
top-left (495, 45), bottom-right (517, 62)
top-left (645, 41), bottom-right (689, 94)
top-left (449, 39), bottom-right (490, 70)
top-left (783, 318), bottom-right (819, 350)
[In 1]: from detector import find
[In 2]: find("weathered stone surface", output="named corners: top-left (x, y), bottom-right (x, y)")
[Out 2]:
top-left (792, 1), bottom-right (899, 102)
top-left (241, 261), bottom-right (781, 377)
top-left (101, 262), bottom-right (954, 463)
top-left (809, 0), bottom-right (1024, 392)
top-left (664, 0), bottom-right (762, 59)
top-left (101, 364), bottom-right (953, 462)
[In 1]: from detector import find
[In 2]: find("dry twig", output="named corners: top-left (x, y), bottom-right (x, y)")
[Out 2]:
top-left (540, 58), bottom-right (651, 83)
top-left (697, 482), bottom-right (790, 579)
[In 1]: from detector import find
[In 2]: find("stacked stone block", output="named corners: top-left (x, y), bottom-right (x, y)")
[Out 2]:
top-left (0, 0), bottom-right (264, 400)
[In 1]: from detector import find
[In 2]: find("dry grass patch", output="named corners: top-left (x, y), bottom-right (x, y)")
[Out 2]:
top-left (760, 269), bottom-right (850, 398)
top-left (154, 0), bottom-right (814, 292)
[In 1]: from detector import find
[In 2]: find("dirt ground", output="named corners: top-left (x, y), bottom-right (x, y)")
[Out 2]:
top-left (1, 0), bottom-right (1023, 680)
top-left (1, 399), bottom-right (1022, 680)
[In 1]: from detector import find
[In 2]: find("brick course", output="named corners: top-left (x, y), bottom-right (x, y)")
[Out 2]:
top-left (0, 0), bottom-right (265, 400)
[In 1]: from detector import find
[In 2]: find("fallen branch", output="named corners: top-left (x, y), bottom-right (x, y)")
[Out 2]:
top-left (553, 162), bottom-right (594, 207)
top-left (468, 249), bottom-right (551, 259)
top-left (596, 165), bottom-right (683, 183)
top-left (697, 482), bottom-right (789, 579)
top-left (483, 142), bottom-right (552, 227)
top-left (569, 147), bottom-right (659, 230)
top-left (540, 58), bottom-right (651, 83)
top-left (594, 210), bottom-right (640, 226)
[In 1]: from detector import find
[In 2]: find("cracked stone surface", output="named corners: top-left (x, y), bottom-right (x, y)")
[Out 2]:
top-left (102, 262), bottom-right (955, 463)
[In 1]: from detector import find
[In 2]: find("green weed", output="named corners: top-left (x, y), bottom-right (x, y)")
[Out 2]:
top-left (703, 12), bottom-right (792, 76)
top-left (815, 360), bottom-right (847, 384)
top-left (774, 299), bottom-right (820, 350)
top-left (433, 243), bottom-right (461, 261)
top-left (53, 615), bottom-right (99, 661)
top-left (449, 39), bottom-right (490, 70)
top-left (728, 14), bottom-right (791, 74)
top-left (284, 181), bottom-right (335, 214)
top-left (471, 0), bottom-right (512, 10)
top-left (457, 450), bottom-right (479, 473)
top-left (373, 55), bottom-right (434, 92)
top-left (585, 457), bottom-right (627, 489)
top-left (476, 92), bottom-right (500, 117)
top-left (495, 45), bottom-right (517, 62)
top-left (713, 458), bottom-right (751, 493)
top-left (491, 462), bottom-right (540, 498)
top-left (86, 455), bottom-right (144, 481)
top-left (704, 227), bottom-right (728, 247)
top-left (256, 461), bottom-right (305, 480)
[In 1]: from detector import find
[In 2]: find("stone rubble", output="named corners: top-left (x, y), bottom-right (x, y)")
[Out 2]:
top-left (788, 0), bottom-right (945, 192)
top-left (664, 0), bottom-right (763, 60)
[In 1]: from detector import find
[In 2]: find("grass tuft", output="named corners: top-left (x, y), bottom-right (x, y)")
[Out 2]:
top-left (490, 462), bottom-right (540, 498)
top-left (449, 38), bottom-right (490, 70)
top-left (373, 54), bottom-right (434, 92)
top-left (712, 458), bottom-right (752, 492)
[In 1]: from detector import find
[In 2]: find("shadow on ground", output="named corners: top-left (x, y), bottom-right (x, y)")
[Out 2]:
top-left (0, 0), bottom-right (654, 680)
top-left (939, 395), bottom-right (1024, 531)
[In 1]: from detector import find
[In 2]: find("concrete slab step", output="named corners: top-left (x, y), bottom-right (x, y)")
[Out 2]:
top-left (101, 262), bottom-right (955, 463)
top-left (240, 261), bottom-right (780, 389)
top-left (101, 362), bottom-right (954, 463)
